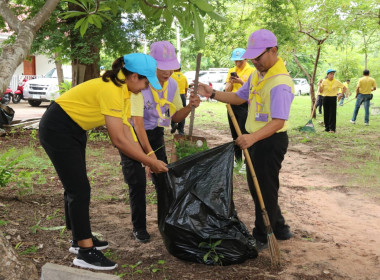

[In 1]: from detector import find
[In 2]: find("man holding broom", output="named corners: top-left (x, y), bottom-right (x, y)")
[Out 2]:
top-left (195, 29), bottom-right (294, 251)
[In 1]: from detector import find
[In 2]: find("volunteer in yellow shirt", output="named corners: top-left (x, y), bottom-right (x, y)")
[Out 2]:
top-left (338, 79), bottom-right (351, 106)
top-left (39, 54), bottom-right (167, 271)
top-left (351, 69), bottom-right (377, 125)
top-left (319, 69), bottom-right (346, 133)
top-left (196, 29), bottom-right (294, 250)
top-left (170, 67), bottom-right (189, 134)
top-left (225, 48), bottom-right (254, 164)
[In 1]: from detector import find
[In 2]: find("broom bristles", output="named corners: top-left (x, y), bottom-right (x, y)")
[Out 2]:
top-left (263, 210), bottom-right (281, 267)
top-left (267, 231), bottom-right (281, 267)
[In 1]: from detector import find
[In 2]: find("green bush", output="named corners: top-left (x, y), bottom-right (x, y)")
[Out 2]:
top-left (175, 139), bottom-right (208, 160)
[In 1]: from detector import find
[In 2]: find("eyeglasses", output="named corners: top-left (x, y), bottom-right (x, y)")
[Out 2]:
top-left (252, 48), bottom-right (272, 62)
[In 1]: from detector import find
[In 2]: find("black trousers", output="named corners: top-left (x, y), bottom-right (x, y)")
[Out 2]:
top-left (119, 127), bottom-right (167, 231)
top-left (39, 102), bottom-right (91, 241)
top-left (323, 96), bottom-right (337, 132)
top-left (227, 102), bottom-right (248, 162)
top-left (171, 94), bottom-right (187, 134)
top-left (316, 95), bottom-right (323, 114)
top-left (246, 132), bottom-right (288, 243)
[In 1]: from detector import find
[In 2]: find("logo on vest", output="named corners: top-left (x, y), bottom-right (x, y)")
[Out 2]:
top-left (144, 100), bottom-right (153, 110)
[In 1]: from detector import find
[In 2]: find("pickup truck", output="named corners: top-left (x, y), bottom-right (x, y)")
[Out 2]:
top-left (23, 66), bottom-right (71, 107)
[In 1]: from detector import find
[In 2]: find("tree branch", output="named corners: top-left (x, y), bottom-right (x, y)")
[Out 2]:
top-left (28, 0), bottom-right (61, 32)
top-left (0, 0), bottom-right (21, 32)
top-left (292, 50), bottom-right (311, 82)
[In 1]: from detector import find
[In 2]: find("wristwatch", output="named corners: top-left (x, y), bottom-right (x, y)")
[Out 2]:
top-left (210, 89), bottom-right (216, 99)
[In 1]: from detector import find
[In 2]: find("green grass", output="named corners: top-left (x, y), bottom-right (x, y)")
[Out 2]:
top-left (194, 91), bottom-right (380, 195)
top-left (192, 101), bottom-right (229, 131)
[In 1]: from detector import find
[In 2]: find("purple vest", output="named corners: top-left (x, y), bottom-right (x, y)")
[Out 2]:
top-left (142, 77), bottom-right (178, 130)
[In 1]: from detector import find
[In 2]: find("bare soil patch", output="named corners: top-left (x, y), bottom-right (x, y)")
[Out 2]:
top-left (1, 126), bottom-right (379, 280)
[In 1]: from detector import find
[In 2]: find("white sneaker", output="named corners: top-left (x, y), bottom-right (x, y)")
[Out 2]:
top-left (365, 123), bottom-right (369, 126)
top-left (350, 120), bottom-right (355, 124)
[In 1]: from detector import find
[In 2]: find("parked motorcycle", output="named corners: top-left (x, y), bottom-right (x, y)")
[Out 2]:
top-left (11, 78), bottom-right (28, 104)
top-left (1, 88), bottom-right (12, 105)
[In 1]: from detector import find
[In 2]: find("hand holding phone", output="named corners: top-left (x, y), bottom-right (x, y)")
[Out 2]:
top-left (230, 72), bottom-right (238, 78)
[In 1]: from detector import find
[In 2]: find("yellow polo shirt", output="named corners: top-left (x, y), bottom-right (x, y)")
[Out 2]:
top-left (357, 76), bottom-right (376, 94)
top-left (171, 71), bottom-right (189, 94)
top-left (226, 63), bottom-right (254, 92)
top-left (56, 71), bottom-right (132, 130)
top-left (320, 78), bottom-right (344, 97)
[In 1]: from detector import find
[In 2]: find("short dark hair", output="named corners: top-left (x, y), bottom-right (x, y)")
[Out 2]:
top-left (346, 79), bottom-right (350, 82)
top-left (363, 69), bottom-right (370, 76)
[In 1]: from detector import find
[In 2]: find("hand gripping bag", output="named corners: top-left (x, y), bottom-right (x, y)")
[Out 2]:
top-left (156, 142), bottom-right (258, 265)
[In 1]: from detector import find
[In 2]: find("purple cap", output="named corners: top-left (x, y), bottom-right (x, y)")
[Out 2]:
top-left (150, 41), bottom-right (180, 71)
top-left (242, 29), bottom-right (277, 59)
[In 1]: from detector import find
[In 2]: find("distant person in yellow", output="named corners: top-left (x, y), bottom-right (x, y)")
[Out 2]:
top-left (225, 48), bottom-right (254, 165)
top-left (319, 69), bottom-right (346, 133)
top-left (350, 69), bottom-right (377, 125)
top-left (338, 79), bottom-right (350, 106)
top-left (170, 67), bottom-right (189, 135)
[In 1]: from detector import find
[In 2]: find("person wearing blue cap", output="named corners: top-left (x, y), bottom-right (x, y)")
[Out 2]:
top-left (319, 69), bottom-right (346, 132)
top-left (225, 48), bottom-right (254, 169)
top-left (39, 53), bottom-right (168, 270)
top-left (99, 65), bottom-right (105, 76)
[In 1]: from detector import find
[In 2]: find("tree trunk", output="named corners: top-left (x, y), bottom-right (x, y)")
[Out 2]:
top-left (0, 0), bottom-right (60, 95)
top-left (293, 50), bottom-right (317, 118)
top-left (0, 234), bottom-right (38, 280)
top-left (54, 53), bottom-right (64, 86)
top-left (68, 3), bottom-right (101, 87)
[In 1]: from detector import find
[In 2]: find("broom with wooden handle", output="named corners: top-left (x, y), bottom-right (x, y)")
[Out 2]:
top-left (226, 104), bottom-right (281, 267)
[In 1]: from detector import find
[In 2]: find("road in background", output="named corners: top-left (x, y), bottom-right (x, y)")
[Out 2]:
top-left (7, 101), bottom-right (48, 120)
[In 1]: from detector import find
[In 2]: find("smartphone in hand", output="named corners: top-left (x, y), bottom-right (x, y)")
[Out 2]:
top-left (230, 72), bottom-right (238, 78)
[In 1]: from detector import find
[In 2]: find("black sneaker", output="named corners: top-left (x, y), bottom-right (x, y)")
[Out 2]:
top-left (255, 240), bottom-right (268, 252)
top-left (73, 247), bottom-right (117, 270)
top-left (170, 123), bottom-right (178, 134)
top-left (69, 236), bottom-right (109, 254)
top-left (274, 226), bottom-right (293, 241)
top-left (133, 229), bottom-right (150, 243)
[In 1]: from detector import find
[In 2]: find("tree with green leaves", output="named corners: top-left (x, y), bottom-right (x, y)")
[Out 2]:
top-left (49, 0), bottom-right (226, 86)
top-left (0, 0), bottom-right (225, 92)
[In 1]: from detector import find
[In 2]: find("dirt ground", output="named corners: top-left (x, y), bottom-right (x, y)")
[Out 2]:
top-left (1, 124), bottom-right (380, 280)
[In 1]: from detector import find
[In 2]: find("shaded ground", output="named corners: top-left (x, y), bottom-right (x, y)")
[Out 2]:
top-left (0, 125), bottom-right (379, 280)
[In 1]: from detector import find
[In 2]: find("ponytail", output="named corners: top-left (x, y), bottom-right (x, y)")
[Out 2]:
top-left (102, 57), bottom-right (148, 87)
top-left (102, 57), bottom-right (129, 87)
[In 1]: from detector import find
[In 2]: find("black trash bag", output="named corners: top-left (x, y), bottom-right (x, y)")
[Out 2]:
top-left (0, 104), bottom-right (15, 126)
top-left (156, 142), bottom-right (258, 265)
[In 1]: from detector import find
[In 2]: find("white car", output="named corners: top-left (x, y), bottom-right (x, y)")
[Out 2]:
top-left (183, 70), bottom-right (228, 101)
top-left (183, 70), bottom-right (208, 84)
top-left (23, 66), bottom-right (72, 107)
top-left (293, 78), bottom-right (310, 96)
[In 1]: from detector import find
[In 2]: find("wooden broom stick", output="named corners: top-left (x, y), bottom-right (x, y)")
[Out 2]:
top-left (226, 104), bottom-right (281, 267)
